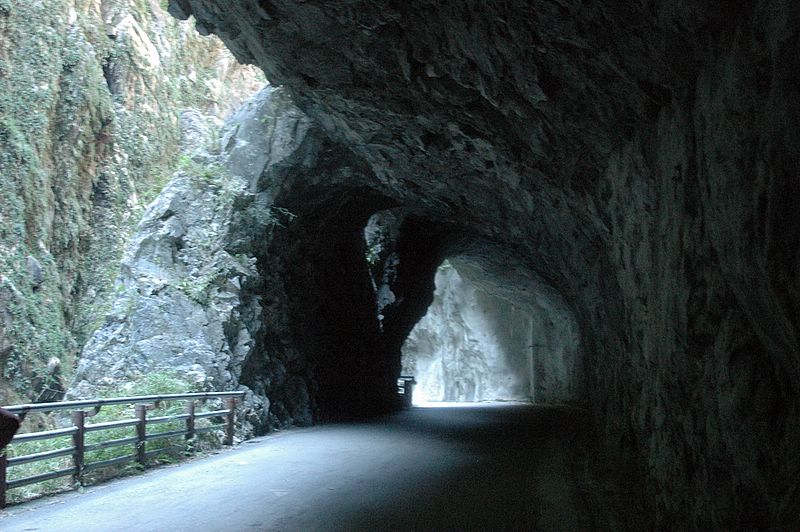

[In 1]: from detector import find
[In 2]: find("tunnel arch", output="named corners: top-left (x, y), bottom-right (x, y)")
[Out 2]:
top-left (361, 208), bottom-right (585, 410)
top-left (401, 256), bottom-right (582, 405)
top-left (240, 163), bottom-right (587, 420)
top-left (121, 3), bottom-right (800, 526)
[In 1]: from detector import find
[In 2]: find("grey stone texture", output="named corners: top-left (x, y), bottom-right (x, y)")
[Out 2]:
top-left (401, 260), bottom-right (580, 404)
top-left (70, 87), bottom-right (314, 432)
top-left (0, 0), bottom-right (262, 404)
top-left (401, 262), bottom-right (533, 403)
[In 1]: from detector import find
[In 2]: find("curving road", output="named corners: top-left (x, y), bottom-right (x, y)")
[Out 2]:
top-left (0, 403), bottom-right (642, 531)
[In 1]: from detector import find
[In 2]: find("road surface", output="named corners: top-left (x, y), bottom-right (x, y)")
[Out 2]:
top-left (0, 403), bottom-right (642, 531)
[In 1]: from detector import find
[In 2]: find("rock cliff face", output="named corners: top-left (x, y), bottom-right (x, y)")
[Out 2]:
top-left (0, 0), bottom-right (261, 403)
top-left (72, 82), bottom-right (464, 429)
top-left (71, 87), bottom-right (315, 431)
top-left (161, 1), bottom-right (799, 528)
top-left (401, 262), bottom-right (531, 403)
top-left (401, 260), bottom-right (580, 404)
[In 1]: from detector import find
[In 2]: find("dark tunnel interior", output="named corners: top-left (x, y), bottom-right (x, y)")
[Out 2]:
top-left (4, 1), bottom-right (794, 528)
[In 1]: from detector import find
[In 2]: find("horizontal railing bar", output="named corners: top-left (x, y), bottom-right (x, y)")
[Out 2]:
top-left (193, 410), bottom-right (229, 419)
top-left (11, 426), bottom-right (78, 443)
top-left (144, 445), bottom-right (184, 459)
top-left (85, 419), bottom-right (140, 432)
top-left (6, 467), bottom-right (76, 489)
top-left (0, 390), bottom-right (243, 505)
top-left (147, 414), bottom-right (190, 424)
top-left (7, 446), bottom-right (75, 467)
top-left (3, 391), bottom-right (245, 416)
top-left (144, 429), bottom-right (187, 442)
top-left (83, 454), bottom-right (137, 472)
top-left (84, 436), bottom-right (139, 453)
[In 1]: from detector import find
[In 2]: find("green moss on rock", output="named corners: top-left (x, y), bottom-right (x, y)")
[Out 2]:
top-left (0, 0), bottom-right (262, 403)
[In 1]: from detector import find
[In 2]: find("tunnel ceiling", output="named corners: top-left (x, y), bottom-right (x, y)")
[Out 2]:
top-left (167, 0), bottom-right (683, 299)
top-left (167, 1), bottom-right (800, 529)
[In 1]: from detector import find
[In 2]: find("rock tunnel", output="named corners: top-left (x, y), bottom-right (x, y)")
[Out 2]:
top-left (64, 0), bottom-right (799, 528)
top-left (240, 164), bottom-right (584, 419)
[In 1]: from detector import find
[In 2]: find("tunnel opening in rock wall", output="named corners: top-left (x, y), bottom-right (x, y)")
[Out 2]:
top-left (238, 166), bottom-right (585, 421)
top-left (364, 210), bottom-right (584, 409)
top-left (67, 82), bottom-right (586, 430)
top-left (400, 259), bottom-right (533, 404)
top-left (63, 1), bottom-right (800, 526)
top-left (412, 255), bottom-right (584, 407)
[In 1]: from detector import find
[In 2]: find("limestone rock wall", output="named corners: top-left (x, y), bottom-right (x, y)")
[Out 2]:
top-left (0, 0), bottom-right (261, 403)
top-left (450, 255), bottom-right (583, 405)
top-left (402, 260), bottom-right (581, 405)
top-left (401, 262), bottom-right (531, 403)
top-left (71, 86), bottom-right (404, 430)
top-left (72, 84), bottom-right (448, 429)
top-left (167, 1), bottom-right (800, 527)
top-left (70, 87), bottom-right (315, 432)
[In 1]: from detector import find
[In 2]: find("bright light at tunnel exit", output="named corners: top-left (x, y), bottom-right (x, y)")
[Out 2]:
top-left (400, 260), bottom-right (534, 404)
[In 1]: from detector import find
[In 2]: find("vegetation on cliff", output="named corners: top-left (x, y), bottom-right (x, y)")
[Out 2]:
top-left (0, 0), bottom-right (262, 403)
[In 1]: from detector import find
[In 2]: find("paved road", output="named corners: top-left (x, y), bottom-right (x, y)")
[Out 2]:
top-left (0, 403), bottom-right (639, 531)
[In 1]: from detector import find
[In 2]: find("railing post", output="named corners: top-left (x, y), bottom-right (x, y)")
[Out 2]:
top-left (185, 401), bottom-right (195, 441)
top-left (135, 404), bottom-right (147, 467)
top-left (224, 397), bottom-right (236, 446)
top-left (71, 410), bottom-right (86, 484)
top-left (1, 452), bottom-right (7, 509)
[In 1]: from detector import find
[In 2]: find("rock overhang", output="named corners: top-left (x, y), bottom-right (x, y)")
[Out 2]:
top-left (164, 2), bottom-right (800, 527)
top-left (163, 1), bottom-right (644, 308)
top-left (158, 1), bottom-right (709, 414)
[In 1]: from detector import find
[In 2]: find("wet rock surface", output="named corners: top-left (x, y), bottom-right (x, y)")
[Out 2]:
top-left (165, 1), bottom-right (800, 527)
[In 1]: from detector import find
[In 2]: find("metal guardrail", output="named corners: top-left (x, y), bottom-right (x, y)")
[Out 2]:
top-left (0, 391), bottom-right (245, 508)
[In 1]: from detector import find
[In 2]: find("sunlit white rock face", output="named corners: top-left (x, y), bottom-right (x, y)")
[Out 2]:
top-left (401, 262), bottom-right (531, 403)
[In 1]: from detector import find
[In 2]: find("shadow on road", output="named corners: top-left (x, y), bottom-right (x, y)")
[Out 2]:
top-left (1, 403), bottom-right (649, 531)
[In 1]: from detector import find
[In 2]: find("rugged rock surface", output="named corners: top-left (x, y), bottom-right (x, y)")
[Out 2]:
top-left (446, 254), bottom-right (583, 405)
top-left (401, 260), bottom-right (580, 404)
top-left (0, 0), bottom-right (262, 403)
top-left (165, 1), bottom-right (800, 528)
top-left (72, 86), bottom-right (415, 429)
top-left (71, 87), bottom-right (309, 431)
top-left (401, 262), bottom-right (530, 403)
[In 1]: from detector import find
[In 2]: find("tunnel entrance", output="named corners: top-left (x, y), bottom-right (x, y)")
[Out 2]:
top-left (400, 260), bottom-right (533, 404)
top-left (362, 209), bottom-right (583, 411)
